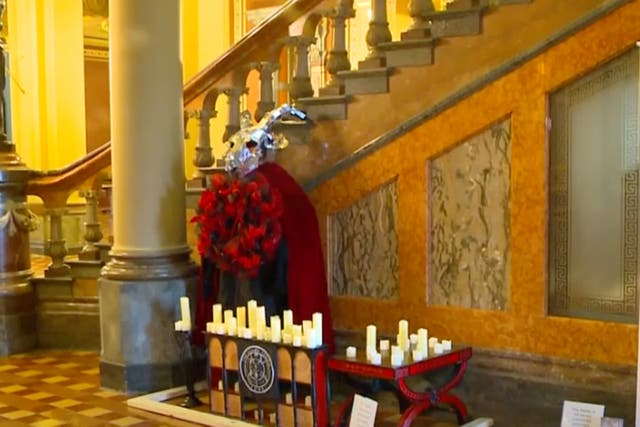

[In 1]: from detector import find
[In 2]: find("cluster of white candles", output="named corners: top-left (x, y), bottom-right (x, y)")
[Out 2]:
top-left (174, 297), bottom-right (323, 348)
top-left (205, 300), bottom-right (323, 349)
top-left (346, 319), bottom-right (452, 366)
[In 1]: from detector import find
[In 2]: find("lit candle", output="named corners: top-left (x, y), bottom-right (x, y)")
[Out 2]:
top-left (442, 339), bottom-right (452, 351)
top-left (366, 325), bottom-right (377, 361)
top-left (285, 393), bottom-right (293, 405)
top-left (217, 380), bottom-right (223, 390)
top-left (236, 306), bottom-right (246, 329)
top-left (371, 352), bottom-right (382, 365)
top-left (224, 309), bottom-right (234, 326)
top-left (270, 316), bottom-right (281, 343)
top-left (312, 312), bottom-right (323, 346)
top-left (247, 300), bottom-right (257, 336)
top-left (428, 337), bottom-right (438, 349)
top-left (398, 320), bottom-right (408, 351)
top-left (180, 297), bottom-right (191, 330)
top-left (292, 335), bottom-right (302, 347)
top-left (417, 328), bottom-right (428, 358)
top-left (213, 304), bottom-right (222, 323)
top-left (302, 320), bottom-right (312, 347)
top-left (174, 320), bottom-right (184, 331)
top-left (434, 343), bottom-right (444, 355)
top-left (282, 332), bottom-right (292, 344)
top-left (227, 318), bottom-right (237, 336)
top-left (283, 310), bottom-right (293, 334)
top-left (206, 322), bottom-right (214, 333)
top-left (379, 340), bottom-right (390, 352)
top-left (346, 346), bottom-right (357, 358)
top-left (256, 306), bottom-right (266, 340)
top-left (292, 324), bottom-right (302, 339)
top-left (391, 353), bottom-right (403, 367)
top-left (304, 395), bottom-right (312, 407)
top-left (412, 349), bottom-right (423, 362)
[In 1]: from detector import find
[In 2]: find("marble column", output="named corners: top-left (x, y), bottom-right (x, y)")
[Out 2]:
top-left (100, 0), bottom-right (198, 394)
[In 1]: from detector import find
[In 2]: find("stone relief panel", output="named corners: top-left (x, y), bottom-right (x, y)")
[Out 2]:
top-left (330, 180), bottom-right (399, 299)
top-left (429, 120), bottom-right (511, 310)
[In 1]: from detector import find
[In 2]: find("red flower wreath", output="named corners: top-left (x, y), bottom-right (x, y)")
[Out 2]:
top-left (191, 172), bottom-right (284, 278)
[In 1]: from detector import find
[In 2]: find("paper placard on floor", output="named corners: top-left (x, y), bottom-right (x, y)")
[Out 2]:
top-left (560, 400), bottom-right (605, 427)
top-left (600, 417), bottom-right (624, 427)
top-left (348, 394), bottom-right (378, 427)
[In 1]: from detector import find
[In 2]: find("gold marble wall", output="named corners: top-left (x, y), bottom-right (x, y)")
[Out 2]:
top-left (329, 180), bottom-right (399, 299)
top-left (309, 1), bottom-right (640, 366)
top-left (429, 120), bottom-right (511, 310)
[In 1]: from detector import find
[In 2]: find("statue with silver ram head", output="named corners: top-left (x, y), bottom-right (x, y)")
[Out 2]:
top-left (195, 104), bottom-right (335, 353)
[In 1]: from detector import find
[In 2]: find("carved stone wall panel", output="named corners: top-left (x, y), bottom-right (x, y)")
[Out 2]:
top-left (429, 119), bottom-right (511, 310)
top-left (330, 180), bottom-right (399, 299)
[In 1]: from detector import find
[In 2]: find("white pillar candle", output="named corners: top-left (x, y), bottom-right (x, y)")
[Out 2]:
top-left (256, 306), bottom-right (266, 340)
top-left (370, 352), bottom-right (382, 365)
top-left (217, 379), bottom-right (223, 390)
top-left (244, 328), bottom-right (253, 339)
top-left (282, 332), bottom-right (292, 344)
top-left (174, 320), bottom-right (184, 331)
top-left (380, 339), bottom-right (390, 351)
top-left (442, 339), bottom-right (452, 351)
top-left (312, 312), bottom-right (323, 346)
top-left (283, 310), bottom-right (293, 334)
top-left (180, 297), bottom-right (191, 330)
top-left (302, 320), bottom-right (312, 347)
top-left (224, 309), bottom-right (234, 326)
top-left (227, 318), bottom-right (237, 336)
top-left (434, 343), bottom-right (444, 355)
top-left (398, 319), bottom-right (408, 351)
top-left (391, 345), bottom-right (402, 356)
top-left (292, 335), bottom-right (302, 347)
top-left (247, 300), bottom-right (257, 335)
top-left (391, 353), bottom-right (403, 367)
top-left (206, 322), bottom-right (214, 333)
top-left (236, 306), bottom-right (246, 329)
top-left (213, 304), bottom-right (223, 323)
top-left (412, 349), bottom-right (423, 362)
top-left (304, 395), bottom-right (312, 407)
top-left (410, 333), bottom-right (418, 347)
top-left (292, 324), bottom-right (302, 339)
top-left (428, 337), bottom-right (438, 349)
top-left (270, 316), bottom-right (281, 343)
top-left (366, 325), bottom-right (377, 361)
top-left (215, 323), bottom-right (225, 335)
top-left (417, 328), bottom-right (428, 357)
top-left (346, 346), bottom-right (357, 358)
top-left (285, 392), bottom-right (293, 405)
top-left (234, 382), bottom-right (240, 393)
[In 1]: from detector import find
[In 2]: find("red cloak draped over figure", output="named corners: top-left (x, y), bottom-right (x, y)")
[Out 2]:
top-left (194, 162), bottom-right (334, 353)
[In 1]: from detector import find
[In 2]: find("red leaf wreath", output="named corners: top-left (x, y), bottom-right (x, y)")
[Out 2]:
top-left (191, 172), bottom-right (284, 278)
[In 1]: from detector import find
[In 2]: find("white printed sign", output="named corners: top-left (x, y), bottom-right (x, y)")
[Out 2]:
top-left (348, 394), bottom-right (378, 427)
top-left (561, 400), bottom-right (605, 427)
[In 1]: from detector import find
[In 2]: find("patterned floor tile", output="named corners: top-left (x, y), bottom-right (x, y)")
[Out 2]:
top-left (1, 410), bottom-right (35, 420)
top-left (109, 416), bottom-right (146, 426)
top-left (0, 385), bottom-right (28, 393)
top-left (67, 383), bottom-right (95, 391)
top-left (41, 377), bottom-right (69, 384)
top-left (15, 371), bottom-right (43, 378)
top-left (0, 365), bottom-right (19, 372)
top-left (77, 407), bottom-right (112, 417)
top-left (29, 420), bottom-right (67, 427)
top-left (49, 399), bottom-right (81, 409)
top-left (23, 392), bottom-right (54, 401)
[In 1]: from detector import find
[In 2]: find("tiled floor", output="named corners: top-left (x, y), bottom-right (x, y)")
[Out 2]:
top-left (0, 351), bottom-right (203, 427)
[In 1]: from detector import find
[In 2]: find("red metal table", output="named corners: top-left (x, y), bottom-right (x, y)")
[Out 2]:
top-left (328, 346), bottom-right (472, 426)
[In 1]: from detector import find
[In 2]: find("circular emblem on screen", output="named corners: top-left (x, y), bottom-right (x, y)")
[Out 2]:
top-left (239, 345), bottom-right (275, 394)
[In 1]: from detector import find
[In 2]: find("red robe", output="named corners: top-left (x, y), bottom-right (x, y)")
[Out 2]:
top-left (195, 162), bottom-right (335, 353)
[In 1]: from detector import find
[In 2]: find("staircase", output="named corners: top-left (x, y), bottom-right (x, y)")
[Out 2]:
top-left (27, 0), bottom-right (632, 350)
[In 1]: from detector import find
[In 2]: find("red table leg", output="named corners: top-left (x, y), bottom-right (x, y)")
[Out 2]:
top-left (396, 359), bottom-right (469, 425)
top-left (333, 394), bottom-right (355, 427)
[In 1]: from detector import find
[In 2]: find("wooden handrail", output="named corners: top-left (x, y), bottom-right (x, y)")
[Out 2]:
top-left (26, 142), bottom-right (111, 204)
top-left (26, 0), bottom-right (327, 204)
top-left (183, 0), bottom-right (326, 105)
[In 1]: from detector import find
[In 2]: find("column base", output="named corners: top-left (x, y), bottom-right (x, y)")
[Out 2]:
top-left (99, 250), bottom-right (199, 393)
top-left (0, 281), bottom-right (36, 355)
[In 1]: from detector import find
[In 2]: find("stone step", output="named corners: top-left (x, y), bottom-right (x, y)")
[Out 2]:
top-left (295, 95), bottom-right (351, 121)
top-left (379, 38), bottom-right (437, 68)
top-left (36, 297), bottom-right (100, 350)
top-left (337, 67), bottom-right (392, 96)
top-left (425, 7), bottom-right (485, 38)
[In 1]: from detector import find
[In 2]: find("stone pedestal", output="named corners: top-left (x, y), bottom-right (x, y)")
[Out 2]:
top-left (0, 151), bottom-right (38, 355)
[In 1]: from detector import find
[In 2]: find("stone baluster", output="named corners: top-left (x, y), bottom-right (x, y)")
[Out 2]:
top-left (251, 61), bottom-right (279, 121)
top-left (284, 35), bottom-right (316, 101)
top-left (45, 207), bottom-right (70, 276)
top-left (320, 1), bottom-right (355, 96)
top-left (403, 0), bottom-right (435, 39)
top-left (222, 86), bottom-right (248, 142)
top-left (360, 0), bottom-right (392, 69)
top-left (192, 108), bottom-right (216, 175)
top-left (79, 189), bottom-right (103, 260)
